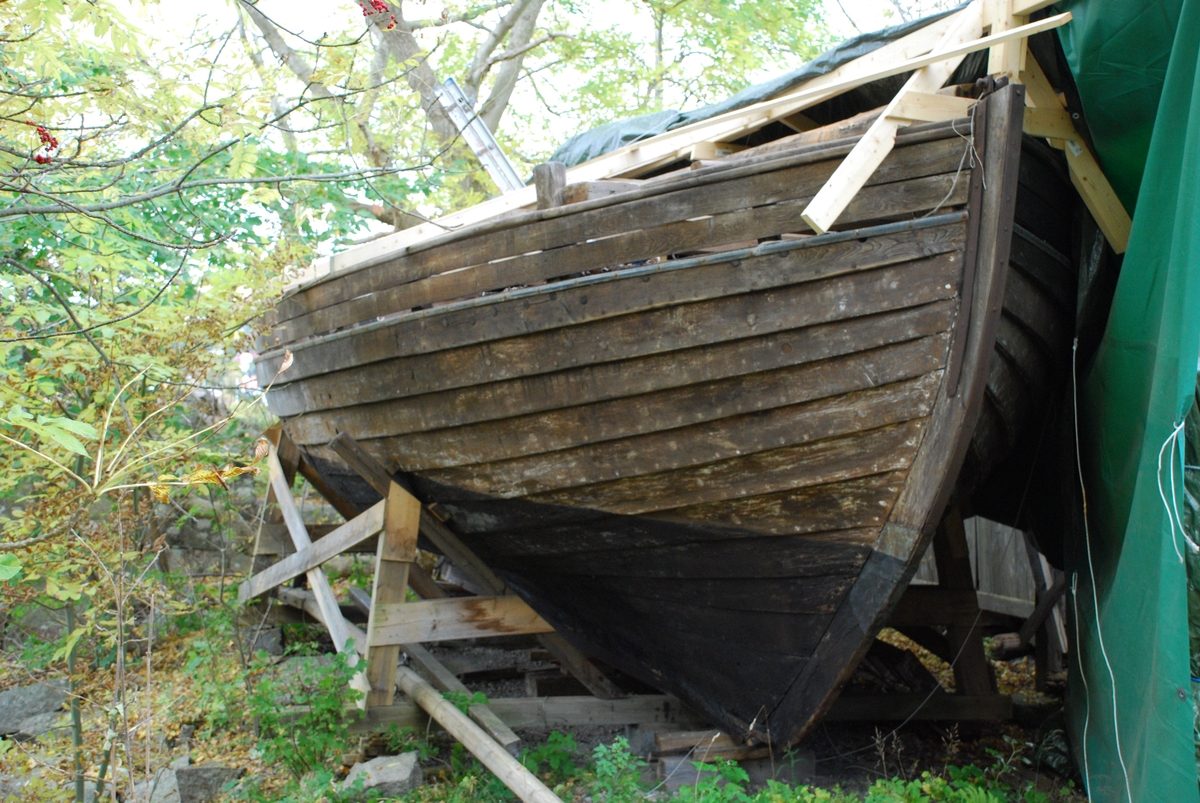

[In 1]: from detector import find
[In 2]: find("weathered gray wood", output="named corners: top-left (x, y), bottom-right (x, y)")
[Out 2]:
top-left (533, 162), bottom-right (566, 210)
top-left (428, 374), bottom-right (939, 501)
top-left (370, 596), bottom-right (555, 645)
top-left (395, 666), bottom-right (565, 803)
top-left (238, 500), bottom-right (386, 603)
top-left (405, 642), bottom-right (522, 755)
top-left (271, 132), bottom-right (969, 328)
top-left (271, 159), bottom-right (969, 346)
top-left (364, 484), bottom-right (422, 707)
top-left (262, 215), bottom-right (967, 386)
top-left (561, 179), bottom-right (642, 205)
top-left (526, 418), bottom-right (928, 515)
top-left (345, 334), bottom-right (948, 473)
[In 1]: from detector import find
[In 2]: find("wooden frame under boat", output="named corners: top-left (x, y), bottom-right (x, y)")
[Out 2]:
top-left (255, 84), bottom-right (1077, 745)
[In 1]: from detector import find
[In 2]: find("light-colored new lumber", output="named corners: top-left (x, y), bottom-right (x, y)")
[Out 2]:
top-left (1011, 0), bottom-right (1056, 14)
top-left (291, 9), bottom-right (1072, 291)
top-left (364, 484), bottom-right (421, 707)
top-left (1022, 105), bottom-right (1078, 141)
top-left (237, 500), bottom-right (386, 603)
top-left (1020, 52), bottom-right (1131, 253)
top-left (404, 642), bottom-right (522, 755)
top-left (396, 666), bottom-right (565, 803)
top-left (985, 0), bottom-right (1027, 79)
top-left (802, 2), bottom-right (985, 234)
top-left (370, 595), bottom-right (555, 646)
top-left (887, 91), bottom-right (975, 123)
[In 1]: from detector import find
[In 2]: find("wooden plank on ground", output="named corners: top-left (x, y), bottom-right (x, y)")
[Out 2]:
top-left (370, 596), bottom-right (555, 646)
top-left (237, 500), bottom-right (386, 603)
top-left (405, 642), bottom-right (522, 755)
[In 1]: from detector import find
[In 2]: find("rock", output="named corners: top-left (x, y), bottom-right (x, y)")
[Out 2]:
top-left (175, 766), bottom-right (244, 803)
top-left (341, 753), bottom-right (422, 800)
top-left (0, 679), bottom-right (68, 736)
top-left (12, 709), bottom-right (68, 741)
top-left (239, 626), bottom-right (283, 656)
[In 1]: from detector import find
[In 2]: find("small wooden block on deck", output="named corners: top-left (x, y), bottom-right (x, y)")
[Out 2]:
top-left (369, 595), bottom-right (555, 645)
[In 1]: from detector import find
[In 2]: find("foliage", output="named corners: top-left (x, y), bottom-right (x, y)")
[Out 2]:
top-left (521, 729), bottom-right (579, 782)
top-left (443, 688), bottom-right (489, 714)
top-left (589, 735), bottom-right (647, 803)
top-left (248, 650), bottom-right (364, 779)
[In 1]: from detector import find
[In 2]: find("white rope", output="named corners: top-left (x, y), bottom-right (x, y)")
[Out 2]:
top-left (1071, 573), bottom-right (1092, 798)
top-left (1158, 419), bottom-right (1188, 563)
top-left (1071, 338), bottom-right (1133, 802)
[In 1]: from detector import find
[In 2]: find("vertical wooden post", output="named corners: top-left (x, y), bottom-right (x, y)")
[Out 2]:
top-left (933, 505), bottom-right (997, 696)
top-left (533, 162), bottom-right (566, 209)
top-left (365, 483), bottom-right (421, 707)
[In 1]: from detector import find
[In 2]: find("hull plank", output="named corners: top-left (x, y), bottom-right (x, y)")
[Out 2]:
top-left (259, 86), bottom-right (1081, 745)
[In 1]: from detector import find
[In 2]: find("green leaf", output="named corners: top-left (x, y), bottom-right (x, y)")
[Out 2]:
top-left (0, 555), bottom-right (21, 582)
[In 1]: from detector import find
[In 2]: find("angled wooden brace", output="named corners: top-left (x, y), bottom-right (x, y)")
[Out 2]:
top-left (801, 1), bottom-right (986, 234)
top-left (263, 444), bottom-right (372, 701)
top-left (1020, 51), bottom-right (1131, 253)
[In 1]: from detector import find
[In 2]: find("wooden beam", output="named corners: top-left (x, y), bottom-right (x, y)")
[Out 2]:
top-left (364, 484), bottom-right (421, 707)
top-left (349, 694), bottom-right (703, 734)
top-left (887, 91), bottom-right (975, 123)
top-left (276, 586), bottom-right (369, 657)
top-left (267, 447), bottom-right (360, 658)
top-left (933, 506), bottom-right (996, 696)
top-left (405, 642), bottom-right (522, 755)
top-left (370, 595), bottom-right (555, 646)
top-left (533, 162), bottom-right (566, 210)
top-left (237, 500), bottom-right (386, 603)
top-left (1020, 51), bottom-right (1131, 253)
top-left (985, 0), bottom-right (1027, 79)
top-left (288, 8), bottom-right (1071, 290)
top-left (396, 666), bottom-right (565, 803)
top-left (1022, 105), bottom-right (1078, 141)
top-left (801, 3), bottom-right (985, 234)
top-left (1011, 0), bottom-right (1055, 14)
top-left (328, 432), bottom-right (625, 699)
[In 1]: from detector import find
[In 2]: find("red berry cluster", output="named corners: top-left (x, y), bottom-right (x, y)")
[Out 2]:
top-left (360, 0), bottom-right (397, 29)
top-left (25, 120), bottom-right (58, 165)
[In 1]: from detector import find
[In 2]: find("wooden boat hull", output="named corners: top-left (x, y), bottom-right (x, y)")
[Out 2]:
top-left (257, 85), bottom-right (1075, 744)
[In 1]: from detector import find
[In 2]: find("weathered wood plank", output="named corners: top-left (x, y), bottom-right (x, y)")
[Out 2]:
top-left (405, 642), bottom-right (522, 754)
top-left (364, 484), bottom-right (422, 707)
top-left (237, 499), bottom-right (386, 603)
top-left (659, 471), bottom-right (906, 537)
top-left (271, 140), bottom-right (969, 343)
top-left (266, 232), bottom-right (967, 424)
top-left (276, 292), bottom-right (958, 430)
top-left (349, 695), bottom-right (704, 734)
top-left (427, 374), bottom-right (939, 499)
top-left (370, 596), bottom-right (555, 646)
top-left (358, 334), bottom-right (948, 472)
top-left (526, 418), bottom-right (928, 514)
top-left (272, 134), bottom-right (967, 327)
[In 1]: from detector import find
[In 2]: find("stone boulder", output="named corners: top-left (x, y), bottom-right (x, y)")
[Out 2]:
top-left (175, 765), bottom-right (244, 803)
top-left (0, 679), bottom-right (68, 736)
top-left (341, 753), bottom-right (423, 800)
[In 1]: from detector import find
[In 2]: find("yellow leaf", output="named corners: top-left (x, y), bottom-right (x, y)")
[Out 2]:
top-left (149, 484), bottom-right (170, 504)
top-left (219, 465), bottom-right (259, 481)
top-left (279, 349), bottom-right (294, 374)
top-left (186, 468), bottom-right (226, 488)
top-left (253, 437), bottom-right (270, 463)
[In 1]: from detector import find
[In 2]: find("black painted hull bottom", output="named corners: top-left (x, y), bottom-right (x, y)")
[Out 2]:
top-left (410, 476), bottom-right (873, 741)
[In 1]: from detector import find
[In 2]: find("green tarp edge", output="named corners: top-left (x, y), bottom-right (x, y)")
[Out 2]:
top-left (1060, 0), bottom-right (1200, 798)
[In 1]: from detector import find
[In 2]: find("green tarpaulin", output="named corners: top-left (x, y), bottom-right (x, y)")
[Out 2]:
top-left (1060, 0), bottom-right (1200, 799)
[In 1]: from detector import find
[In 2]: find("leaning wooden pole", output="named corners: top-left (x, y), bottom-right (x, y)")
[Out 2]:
top-left (395, 666), bottom-right (564, 803)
